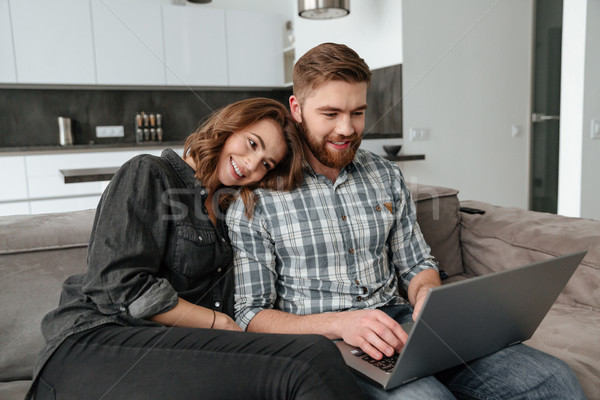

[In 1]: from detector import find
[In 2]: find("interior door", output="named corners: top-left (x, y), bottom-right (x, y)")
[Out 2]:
top-left (530, 0), bottom-right (563, 213)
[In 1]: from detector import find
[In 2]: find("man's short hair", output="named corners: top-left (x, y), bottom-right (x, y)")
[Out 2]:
top-left (292, 42), bottom-right (372, 105)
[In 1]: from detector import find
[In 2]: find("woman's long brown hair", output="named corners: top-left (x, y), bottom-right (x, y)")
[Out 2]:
top-left (184, 97), bottom-right (303, 218)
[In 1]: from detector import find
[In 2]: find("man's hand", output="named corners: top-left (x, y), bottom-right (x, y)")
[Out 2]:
top-left (334, 309), bottom-right (409, 360)
top-left (411, 288), bottom-right (429, 321)
top-left (407, 268), bottom-right (442, 321)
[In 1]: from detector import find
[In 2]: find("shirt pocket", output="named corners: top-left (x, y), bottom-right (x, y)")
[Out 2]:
top-left (173, 222), bottom-right (217, 278)
top-left (352, 199), bottom-right (396, 240)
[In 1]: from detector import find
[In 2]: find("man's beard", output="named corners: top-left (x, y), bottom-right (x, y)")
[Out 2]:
top-left (298, 122), bottom-right (362, 170)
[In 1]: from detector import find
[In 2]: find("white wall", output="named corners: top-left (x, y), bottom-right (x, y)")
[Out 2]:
top-left (580, 0), bottom-right (600, 220)
top-left (293, 0), bottom-right (403, 70)
top-left (558, 1), bottom-right (587, 217)
top-left (400, 0), bottom-right (534, 208)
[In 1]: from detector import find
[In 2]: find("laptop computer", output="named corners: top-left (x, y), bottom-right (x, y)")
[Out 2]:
top-left (335, 251), bottom-right (587, 390)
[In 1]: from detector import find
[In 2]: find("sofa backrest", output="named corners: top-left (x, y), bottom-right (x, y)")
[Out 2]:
top-left (0, 183), bottom-right (464, 382)
top-left (0, 209), bottom-right (95, 382)
top-left (459, 200), bottom-right (600, 310)
top-left (408, 183), bottom-right (464, 278)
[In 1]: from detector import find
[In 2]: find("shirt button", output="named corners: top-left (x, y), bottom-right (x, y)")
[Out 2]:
top-left (198, 236), bottom-right (203, 243)
top-left (376, 205), bottom-right (381, 212)
top-left (355, 279), bottom-right (360, 285)
top-left (349, 248), bottom-right (354, 254)
top-left (221, 237), bottom-right (226, 242)
top-left (357, 296), bottom-right (363, 302)
top-left (217, 267), bottom-right (222, 273)
top-left (362, 287), bottom-right (368, 294)
top-left (342, 215), bottom-right (347, 220)
top-left (215, 302), bottom-right (221, 308)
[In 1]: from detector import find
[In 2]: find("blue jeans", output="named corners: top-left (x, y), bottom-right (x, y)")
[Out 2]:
top-left (355, 304), bottom-right (585, 400)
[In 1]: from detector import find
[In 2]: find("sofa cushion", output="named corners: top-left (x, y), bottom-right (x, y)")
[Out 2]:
top-left (407, 183), bottom-right (463, 277)
top-left (0, 380), bottom-right (32, 400)
top-left (526, 303), bottom-right (600, 400)
top-left (0, 210), bottom-right (95, 382)
top-left (459, 200), bottom-right (600, 310)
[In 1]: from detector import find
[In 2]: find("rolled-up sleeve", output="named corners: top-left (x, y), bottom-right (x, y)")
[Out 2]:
top-left (389, 172), bottom-right (439, 291)
top-left (82, 156), bottom-right (179, 320)
top-left (226, 199), bottom-right (278, 330)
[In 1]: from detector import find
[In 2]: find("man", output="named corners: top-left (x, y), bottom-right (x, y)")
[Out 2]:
top-left (226, 42), bottom-right (584, 399)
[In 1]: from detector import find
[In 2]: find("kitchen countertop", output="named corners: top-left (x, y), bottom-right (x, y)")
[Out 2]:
top-left (60, 154), bottom-right (426, 184)
top-left (0, 141), bottom-right (184, 156)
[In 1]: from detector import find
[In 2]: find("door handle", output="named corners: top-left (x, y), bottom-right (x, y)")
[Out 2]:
top-left (532, 113), bottom-right (560, 123)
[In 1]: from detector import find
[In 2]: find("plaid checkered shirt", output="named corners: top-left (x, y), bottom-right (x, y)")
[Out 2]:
top-left (227, 149), bottom-right (438, 330)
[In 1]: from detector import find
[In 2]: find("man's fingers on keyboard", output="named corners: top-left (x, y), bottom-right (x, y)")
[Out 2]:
top-left (364, 329), bottom-right (395, 358)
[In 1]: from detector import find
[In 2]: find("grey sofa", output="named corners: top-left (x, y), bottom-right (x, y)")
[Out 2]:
top-left (1, 184), bottom-right (598, 399)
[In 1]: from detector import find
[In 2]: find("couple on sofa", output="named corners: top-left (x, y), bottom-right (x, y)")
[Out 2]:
top-left (29, 43), bottom-right (584, 400)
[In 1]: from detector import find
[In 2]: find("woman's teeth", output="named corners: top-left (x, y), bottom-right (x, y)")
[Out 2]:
top-left (231, 158), bottom-right (245, 178)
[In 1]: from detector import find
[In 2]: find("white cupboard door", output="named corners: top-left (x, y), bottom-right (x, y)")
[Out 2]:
top-left (0, 156), bottom-right (28, 201)
top-left (226, 10), bottom-right (284, 87)
top-left (0, 201), bottom-right (30, 216)
top-left (10, 0), bottom-right (96, 84)
top-left (0, 0), bottom-right (16, 83)
top-left (92, 0), bottom-right (165, 85)
top-left (163, 5), bottom-right (228, 86)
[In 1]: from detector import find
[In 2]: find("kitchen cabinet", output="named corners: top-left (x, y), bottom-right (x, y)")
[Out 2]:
top-left (92, 0), bottom-right (165, 85)
top-left (225, 10), bottom-right (284, 87)
top-left (0, 156), bottom-right (28, 202)
top-left (29, 196), bottom-right (102, 215)
top-left (0, 201), bottom-right (29, 216)
top-left (0, 147), bottom-right (181, 216)
top-left (23, 150), bottom-right (168, 200)
top-left (0, 0), bottom-right (16, 83)
top-left (0, 155), bottom-right (29, 216)
top-left (4, 1), bottom-right (287, 88)
top-left (10, 0), bottom-right (96, 84)
top-left (163, 6), bottom-right (228, 86)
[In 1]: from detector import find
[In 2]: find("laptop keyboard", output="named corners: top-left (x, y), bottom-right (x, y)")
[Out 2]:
top-left (350, 349), bottom-right (399, 373)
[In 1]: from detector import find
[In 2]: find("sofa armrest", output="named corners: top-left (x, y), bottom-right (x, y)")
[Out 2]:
top-left (408, 183), bottom-right (464, 278)
top-left (459, 200), bottom-right (600, 311)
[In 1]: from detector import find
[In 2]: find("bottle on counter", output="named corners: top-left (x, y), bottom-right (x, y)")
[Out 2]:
top-left (142, 112), bottom-right (150, 141)
top-left (135, 112), bottom-right (143, 143)
top-left (156, 114), bottom-right (163, 142)
top-left (135, 111), bottom-right (163, 143)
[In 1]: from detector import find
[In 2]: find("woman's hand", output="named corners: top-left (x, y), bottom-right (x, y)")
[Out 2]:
top-left (213, 311), bottom-right (243, 331)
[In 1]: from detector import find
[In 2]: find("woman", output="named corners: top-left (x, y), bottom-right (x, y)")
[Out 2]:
top-left (29, 98), bottom-right (363, 400)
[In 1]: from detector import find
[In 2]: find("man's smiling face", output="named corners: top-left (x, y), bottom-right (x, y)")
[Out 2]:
top-left (291, 80), bottom-right (368, 175)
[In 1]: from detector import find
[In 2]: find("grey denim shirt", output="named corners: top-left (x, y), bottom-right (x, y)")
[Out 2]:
top-left (33, 149), bottom-right (234, 380)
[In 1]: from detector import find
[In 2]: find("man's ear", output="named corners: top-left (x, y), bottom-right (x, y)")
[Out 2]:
top-left (289, 95), bottom-right (302, 123)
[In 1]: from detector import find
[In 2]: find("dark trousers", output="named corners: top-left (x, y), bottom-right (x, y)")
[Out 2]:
top-left (35, 325), bottom-right (364, 400)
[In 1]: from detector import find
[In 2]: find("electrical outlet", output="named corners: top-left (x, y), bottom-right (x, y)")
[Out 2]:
top-left (409, 128), bottom-right (430, 141)
top-left (96, 125), bottom-right (125, 138)
top-left (591, 119), bottom-right (600, 139)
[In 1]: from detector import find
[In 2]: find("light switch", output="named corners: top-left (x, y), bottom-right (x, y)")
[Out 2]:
top-left (409, 128), bottom-right (430, 141)
top-left (511, 125), bottom-right (521, 137)
top-left (591, 119), bottom-right (600, 139)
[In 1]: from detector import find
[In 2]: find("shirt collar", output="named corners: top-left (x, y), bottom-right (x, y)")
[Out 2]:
top-left (302, 158), bottom-right (357, 178)
top-left (161, 148), bottom-right (199, 189)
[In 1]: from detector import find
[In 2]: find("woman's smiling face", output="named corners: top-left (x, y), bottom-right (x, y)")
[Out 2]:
top-left (216, 118), bottom-right (288, 187)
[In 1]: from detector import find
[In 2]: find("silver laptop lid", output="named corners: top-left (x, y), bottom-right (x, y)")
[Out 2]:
top-left (385, 251), bottom-right (586, 389)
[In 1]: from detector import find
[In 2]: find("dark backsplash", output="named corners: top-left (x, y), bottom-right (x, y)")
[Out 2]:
top-left (0, 65), bottom-right (401, 148)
